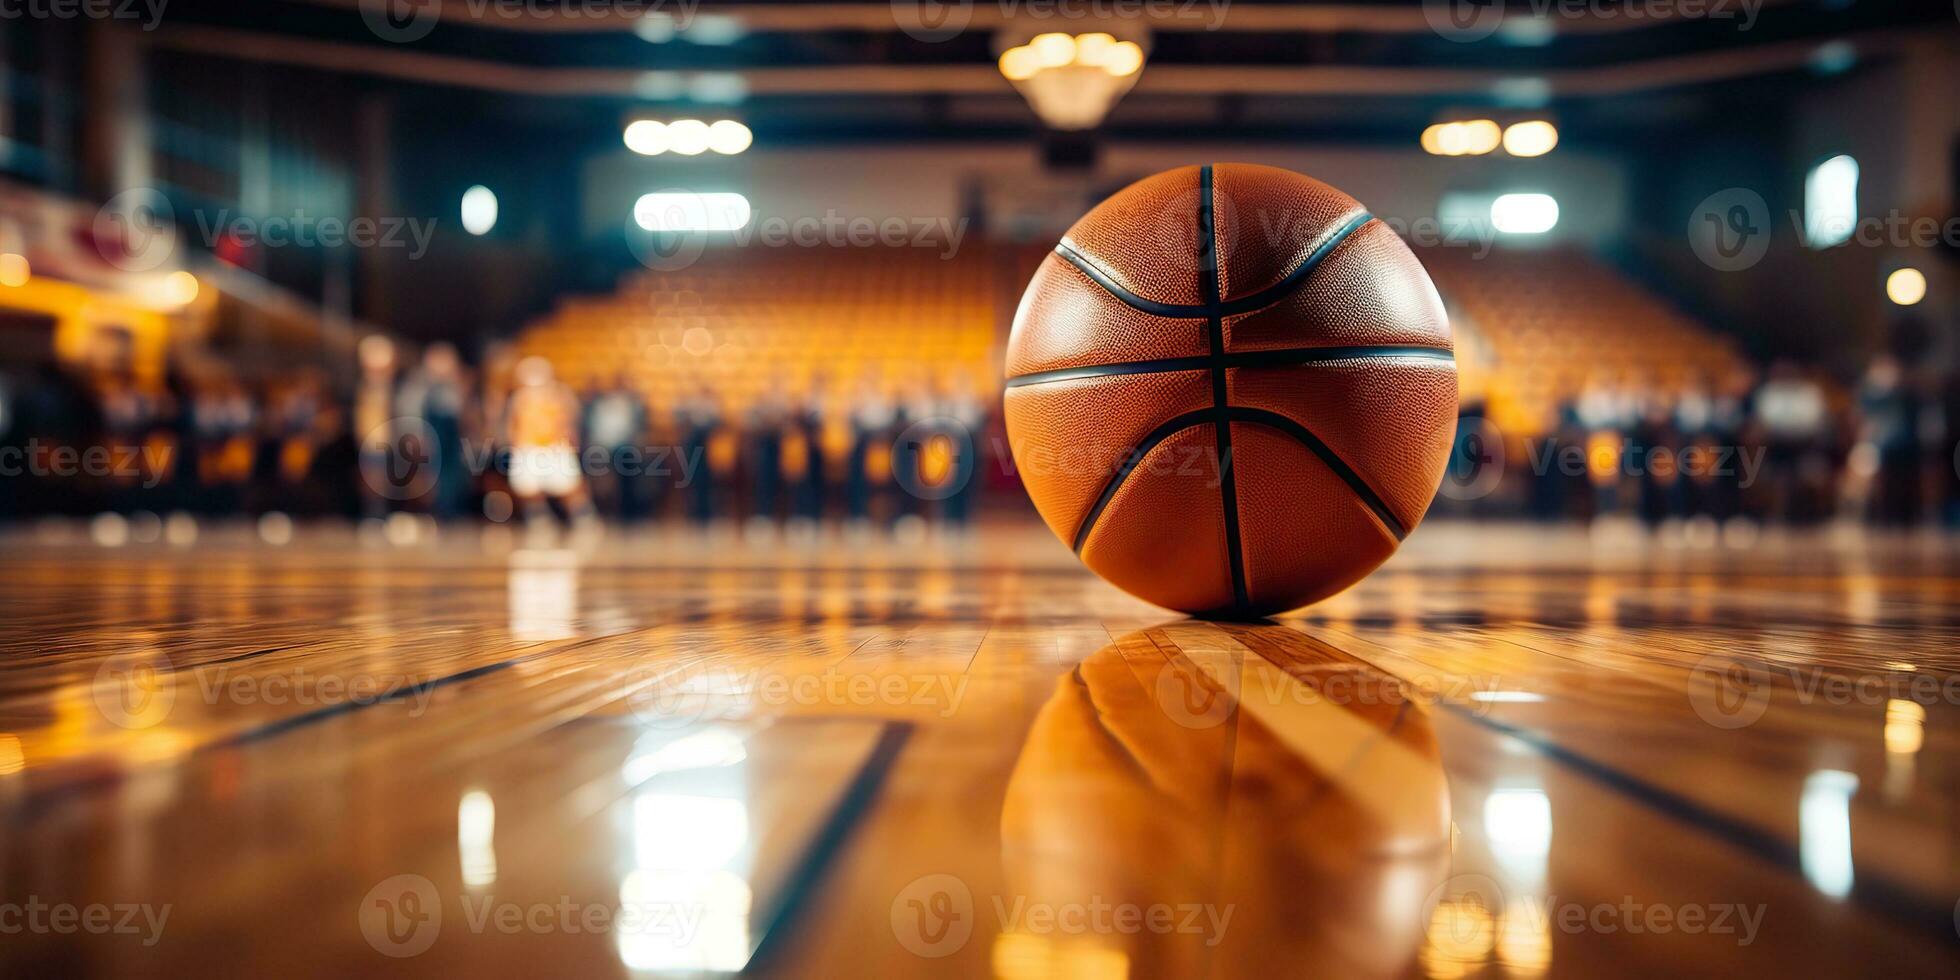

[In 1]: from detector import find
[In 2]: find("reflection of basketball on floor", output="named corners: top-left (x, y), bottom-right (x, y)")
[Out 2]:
top-left (1004, 163), bottom-right (1459, 615)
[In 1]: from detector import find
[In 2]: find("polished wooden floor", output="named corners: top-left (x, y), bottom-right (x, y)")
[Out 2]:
top-left (0, 517), bottom-right (1956, 976)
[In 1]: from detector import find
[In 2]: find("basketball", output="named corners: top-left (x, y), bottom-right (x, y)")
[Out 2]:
top-left (1004, 163), bottom-right (1458, 616)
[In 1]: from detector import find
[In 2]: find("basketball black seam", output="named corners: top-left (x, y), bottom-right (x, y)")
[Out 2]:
top-left (1069, 411), bottom-right (1216, 553)
top-left (1200, 165), bottom-right (1253, 612)
top-left (1069, 406), bottom-right (1407, 549)
top-left (1005, 345), bottom-right (1455, 388)
top-left (1226, 409), bottom-right (1409, 540)
top-left (1051, 209), bottom-right (1376, 319)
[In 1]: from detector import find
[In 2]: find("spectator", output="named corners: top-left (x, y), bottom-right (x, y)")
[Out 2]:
top-left (398, 342), bottom-right (473, 520)
top-left (503, 356), bottom-right (598, 540)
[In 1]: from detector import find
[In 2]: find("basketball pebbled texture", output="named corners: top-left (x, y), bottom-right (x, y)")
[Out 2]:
top-left (1004, 163), bottom-right (1457, 617)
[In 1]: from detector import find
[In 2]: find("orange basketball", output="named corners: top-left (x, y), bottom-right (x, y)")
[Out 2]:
top-left (1003, 163), bottom-right (1458, 616)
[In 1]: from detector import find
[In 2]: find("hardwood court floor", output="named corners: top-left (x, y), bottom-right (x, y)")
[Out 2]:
top-left (0, 518), bottom-right (1956, 976)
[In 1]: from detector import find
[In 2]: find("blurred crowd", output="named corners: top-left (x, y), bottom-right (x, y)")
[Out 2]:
top-left (6, 343), bottom-right (1960, 536)
top-left (0, 337), bottom-right (992, 537)
top-left (1449, 356), bottom-right (1960, 530)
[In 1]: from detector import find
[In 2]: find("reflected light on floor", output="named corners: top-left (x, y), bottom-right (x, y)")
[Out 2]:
top-left (1496, 903), bottom-right (1552, 978)
top-left (621, 730), bottom-right (748, 784)
top-left (621, 793), bottom-right (753, 973)
top-left (0, 734), bottom-right (22, 775)
top-left (1469, 691), bottom-right (1545, 704)
top-left (1419, 896), bottom-right (1496, 979)
top-left (617, 868), bottom-right (752, 973)
top-left (635, 794), bottom-right (747, 869)
top-left (1882, 699), bottom-right (1924, 756)
top-left (1881, 699), bottom-right (1923, 802)
top-left (458, 789), bottom-right (498, 888)
top-left (1484, 788), bottom-right (1553, 880)
top-left (508, 562), bottom-right (580, 640)
top-left (991, 932), bottom-right (1129, 980)
top-left (1799, 770), bottom-right (1858, 899)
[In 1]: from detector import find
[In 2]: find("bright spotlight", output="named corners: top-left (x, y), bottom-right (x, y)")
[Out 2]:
top-left (0, 253), bottom-right (27, 287)
top-left (1804, 154), bottom-right (1859, 249)
top-left (1460, 119), bottom-right (1502, 155)
top-left (634, 192), bottom-right (752, 233)
top-left (1030, 32), bottom-right (1076, 68)
top-left (624, 120), bottom-right (670, 155)
top-left (1502, 120), bottom-right (1559, 157)
top-left (460, 185), bottom-right (498, 236)
top-left (149, 270), bottom-right (201, 308)
top-left (633, 12), bottom-right (675, 44)
top-left (707, 120), bottom-right (753, 155)
top-left (999, 46), bottom-right (1041, 81)
top-left (667, 119), bottom-right (712, 156)
top-left (1491, 193), bottom-right (1559, 234)
top-left (1102, 41), bottom-right (1144, 77)
top-left (1885, 268), bottom-right (1926, 306)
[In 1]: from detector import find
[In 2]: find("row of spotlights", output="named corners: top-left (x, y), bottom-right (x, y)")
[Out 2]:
top-left (1422, 119), bottom-right (1559, 157)
top-left (999, 32), bottom-right (1144, 82)
top-left (625, 119), bottom-right (753, 157)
